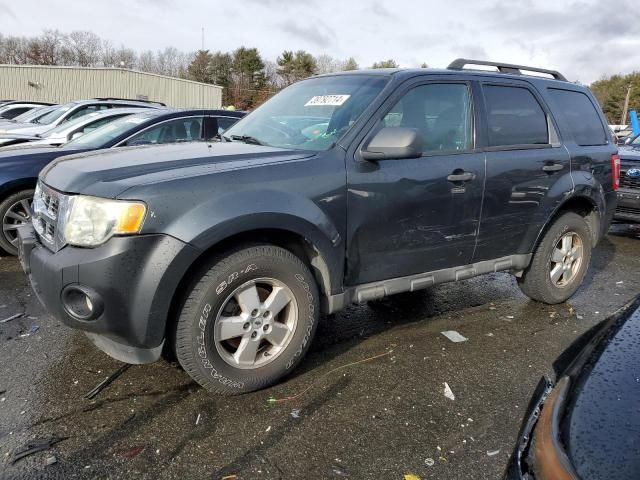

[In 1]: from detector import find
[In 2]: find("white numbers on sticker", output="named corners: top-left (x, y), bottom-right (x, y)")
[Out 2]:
top-left (304, 95), bottom-right (351, 106)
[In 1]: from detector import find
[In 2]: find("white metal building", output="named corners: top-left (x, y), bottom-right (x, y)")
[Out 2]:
top-left (0, 65), bottom-right (222, 108)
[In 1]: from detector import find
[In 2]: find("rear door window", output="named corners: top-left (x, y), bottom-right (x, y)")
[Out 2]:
top-left (547, 89), bottom-right (607, 146)
top-left (483, 85), bottom-right (549, 147)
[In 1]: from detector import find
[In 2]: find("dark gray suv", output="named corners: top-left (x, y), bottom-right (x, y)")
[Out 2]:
top-left (18, 59), bottom-right (619, 395)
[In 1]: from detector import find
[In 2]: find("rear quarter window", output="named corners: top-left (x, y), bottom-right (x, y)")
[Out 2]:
top-left (547, 89), bottom-right (607, 146)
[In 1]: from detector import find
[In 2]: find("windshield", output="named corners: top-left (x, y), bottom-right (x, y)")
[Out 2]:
top-left (36, 103), bottom-right (74, 125)
top-left (224, 75), bottom-right (389, 151)
top-left (64, 113), bottom-right (151, 149)
top-left (40, 111), bottom-right (108, 138)
top-left (12, 106), bottom-right (54, 123)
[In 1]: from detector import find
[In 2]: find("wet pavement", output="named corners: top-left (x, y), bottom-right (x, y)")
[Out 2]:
top-left (1, 224), bottom-right (639, 480)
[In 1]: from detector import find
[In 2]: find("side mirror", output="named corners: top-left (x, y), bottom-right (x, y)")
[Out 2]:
top-left (625, 137), bottom-right (632, 145)
top-left (361, 127), bottom-right (422, 161)
top-left (70, 132), bottom-right (84, 140)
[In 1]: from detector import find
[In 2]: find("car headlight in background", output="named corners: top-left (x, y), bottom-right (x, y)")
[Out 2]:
top-left (63, 196), bottom-right (146, 247)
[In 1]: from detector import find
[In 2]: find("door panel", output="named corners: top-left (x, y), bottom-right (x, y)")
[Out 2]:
top-left (346, 81), bottom-right (486, 285)
top-left (473, 82), bottom-right (571, 261)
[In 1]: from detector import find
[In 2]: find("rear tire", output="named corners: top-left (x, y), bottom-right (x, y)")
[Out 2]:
top-left (174, 244), bottom-right (319, 395)
top-left (0, 190), bottom-right (34, 256)
top-left (518, 212), bottom-right (592, 304)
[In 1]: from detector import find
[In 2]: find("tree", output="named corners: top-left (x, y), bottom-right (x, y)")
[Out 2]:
top-left (137, 50), bottom-right (158, 73)
top-left (420, 62), bottom-right (429, 68)
top-left (63, 30), bottom-right (103, 66)
top-left (102, 41), bottom-right (136, 69)
top-left (341, 57), bottom-right (359, 71)
top-left (187, 49), bottom-right (212, 82)
top-left (230, 46), bottom-right (267, 109)
top-left (591, 72), bottom-right (640, 124)
top-left (209, 51), bottom-right (233, 103)
top-left (276, 49), bottom-right (317, 86)
top-left (371, 59), bottom-right (399, 69)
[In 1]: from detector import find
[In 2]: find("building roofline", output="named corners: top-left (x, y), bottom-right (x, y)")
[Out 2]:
top-left (0, 64), bottom-right (223, 90)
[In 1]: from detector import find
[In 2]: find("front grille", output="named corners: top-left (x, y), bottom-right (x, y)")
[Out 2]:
top-left (620, 169), bottom-right (640, 190)
top-left (32, 182), bottom-right (66, 251)
top-left (616, 205), bottom-right (640, 217)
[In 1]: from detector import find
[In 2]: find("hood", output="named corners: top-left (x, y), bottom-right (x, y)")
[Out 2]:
top-left (41, 141), bottom-right (315, 198)
top-left (0, 123), bottom-right (49, 136)
top-left (558, 296), bottom-right (640, 480)
top-left (618, 145), bottom-right (640, 162)
top-left (0, 144), bottom-right (66, 159)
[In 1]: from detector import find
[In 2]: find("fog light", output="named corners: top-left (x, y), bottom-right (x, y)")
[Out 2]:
top-left (61, 285), bottom-right (104, 320)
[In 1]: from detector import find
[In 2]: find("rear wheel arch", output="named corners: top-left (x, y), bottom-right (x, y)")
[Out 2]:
top-left (536, 195), bottom-right (601, 250)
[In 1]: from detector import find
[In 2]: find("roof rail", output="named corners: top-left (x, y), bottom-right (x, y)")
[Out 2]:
top-left (447, 58), bottom-right (567, 82)
top-left (92, 97), bottom-right (167, 106)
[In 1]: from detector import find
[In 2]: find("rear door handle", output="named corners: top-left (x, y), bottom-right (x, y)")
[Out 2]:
top-left (542, 163), bottom-right (564, 172)
top-left (447, 171), bottom-right (475, 182)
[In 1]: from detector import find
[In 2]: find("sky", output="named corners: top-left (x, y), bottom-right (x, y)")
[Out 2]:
top-left (1, 0), bottom-right (639, 84)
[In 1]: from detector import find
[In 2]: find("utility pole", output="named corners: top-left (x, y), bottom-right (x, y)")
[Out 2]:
top-left (621, 83), bottom-right (633, 126)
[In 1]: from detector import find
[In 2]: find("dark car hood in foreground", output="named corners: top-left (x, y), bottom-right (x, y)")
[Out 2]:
top-left (562, 297), bottom-right (640, 479)
top-left (41, 142), bottom-right (315, 198)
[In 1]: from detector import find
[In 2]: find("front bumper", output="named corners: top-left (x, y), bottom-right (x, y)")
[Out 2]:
top-left (614, 189), bottom-right (640, 223)
top-left (18, 225), bottom-right (200, 364)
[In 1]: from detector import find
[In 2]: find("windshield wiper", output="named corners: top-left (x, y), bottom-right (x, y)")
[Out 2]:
top-left (229, 134), bottom-right (264, 146)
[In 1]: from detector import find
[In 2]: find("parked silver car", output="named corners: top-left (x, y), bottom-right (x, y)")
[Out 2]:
top-left (0, 107), bottom-right (148, 148)
top-left (0, 98), bottom-right (163, 138)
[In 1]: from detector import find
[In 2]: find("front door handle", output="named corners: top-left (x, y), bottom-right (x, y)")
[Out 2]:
top-left (447, 171), bottom-right (475, 182)
top-left (542, 163), bottom-right (564, 172)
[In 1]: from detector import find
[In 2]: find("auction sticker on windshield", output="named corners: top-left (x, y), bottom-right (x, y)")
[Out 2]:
top-left (305, 95), bottom-right (350, 106)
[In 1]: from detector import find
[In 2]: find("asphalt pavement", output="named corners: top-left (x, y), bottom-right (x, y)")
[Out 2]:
top-left (1, 224), bottom-right (639, 480)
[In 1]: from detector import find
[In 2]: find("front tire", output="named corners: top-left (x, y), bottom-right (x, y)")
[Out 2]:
top-left (174, 244), bottom-right (319, 395)
top-left (518, 212), bottom-right (592, 304)
top-left (0, 190), bottom-right (34, 256)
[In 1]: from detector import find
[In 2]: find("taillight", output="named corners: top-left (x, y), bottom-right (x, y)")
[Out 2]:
top-left (611, 153), bottom-right (621, 190)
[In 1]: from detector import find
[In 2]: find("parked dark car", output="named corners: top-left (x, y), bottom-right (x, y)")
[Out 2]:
top-left (615, 137), bottom-right (640, 222)
top-left (0, 101), bottom-right (54, 120)
top-left (0, 108), bottom-right (243, 254)
top-left (504, 295), bottom-right (640, 480)
top-left (0, 98), bottom-right (163, 138)
top-left (18, 59), bottom-right (618, 395)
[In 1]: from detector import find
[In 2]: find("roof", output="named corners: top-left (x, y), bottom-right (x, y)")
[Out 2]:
top-left (0, 64), bottom-right (223, 90)
top-left (312, 64), bottom-right (574, 86)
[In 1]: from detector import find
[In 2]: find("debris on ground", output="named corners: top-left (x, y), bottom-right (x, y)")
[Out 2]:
top-left (119, 446), bottom-right (144, 458)
top-left (0, 312), bottom-right (24, 323)
top-left (443, 382), bottom-right (455, 401)
top-left (221, 476), bottom-right (237, 480)
top-left (84, 364), bottom-right (130, 400)
top-left (487, 449), bottom-right (500, 456)
top-left (425, 458), bottom-right (435, 466)
top-left (267, 349), bottom-right (393, 404)
top-left (19, 325), bottom-right (40, 337)
top-left (44, 455), bottom-right (57, 466)
top-left (441, 330), bottom-right (468, 343)
top-left (10, 436), bottom-right (67, 465)
top-left (290, 408), bottom-right (301, 418)
top-left (404, 474), bottom-right (421, 480)
top-left (265, 426), bottom-right (271, 432)
top-left (195, 413), bottom-right (202, 425)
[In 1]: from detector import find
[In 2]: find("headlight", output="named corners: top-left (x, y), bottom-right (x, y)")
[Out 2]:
top-left (63, 196), bottom-right (146, 247)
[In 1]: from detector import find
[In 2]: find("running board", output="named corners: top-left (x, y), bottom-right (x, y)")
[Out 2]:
top-left (324, 254), bottom-right (531, 313)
